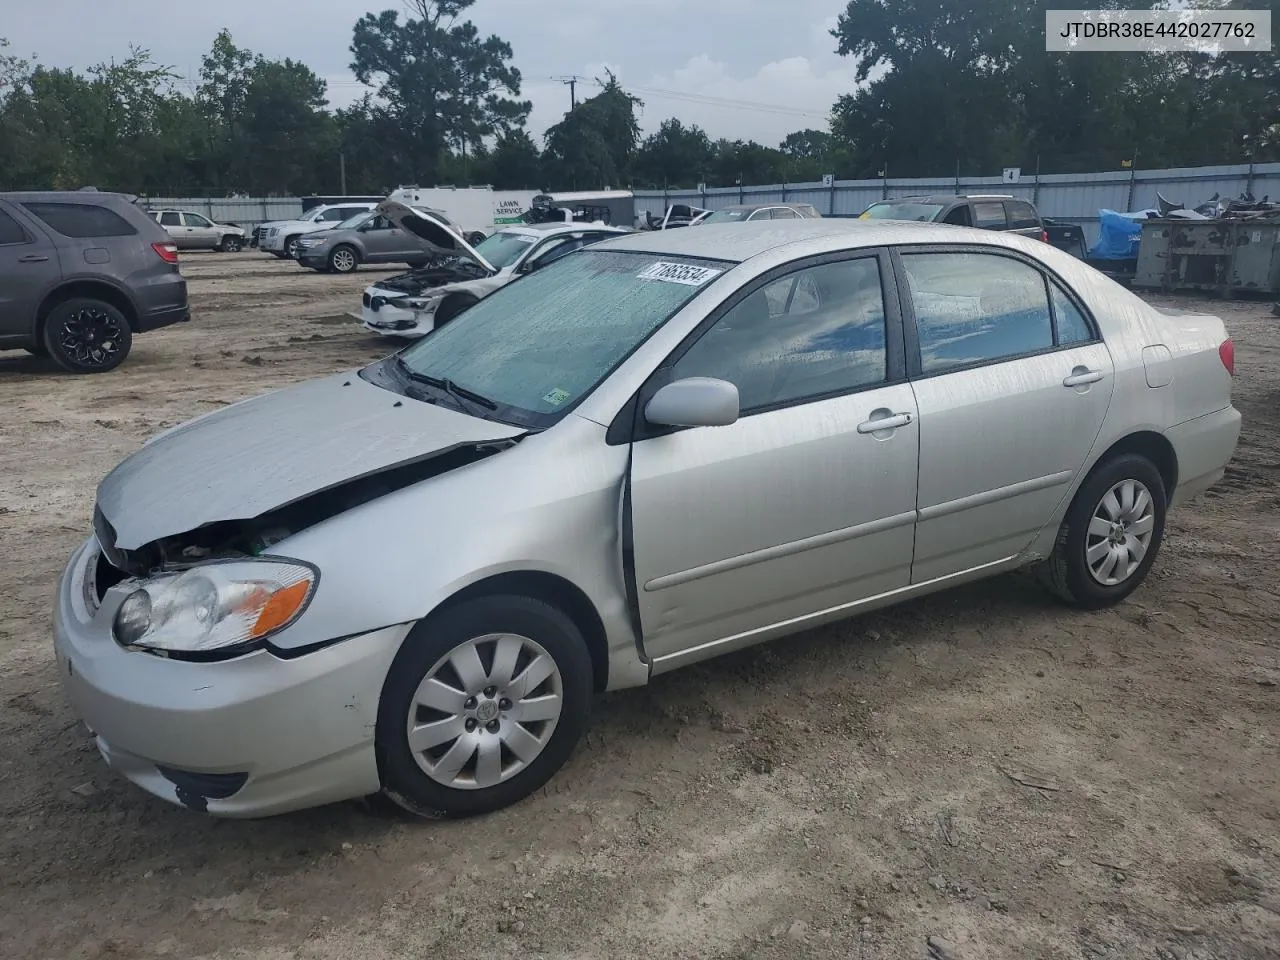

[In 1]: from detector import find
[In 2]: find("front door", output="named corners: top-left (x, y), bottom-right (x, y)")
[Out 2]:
top-left (359, 217), bottom-right (403, 261)
top-left (628, 252), bottom-right (919, 666)
top-left (895, 246), bottom-right (1115, 582)
top-left (181, 213), bottom-right (217, 249)
top-left (0, 201), bottom-right (61, 346)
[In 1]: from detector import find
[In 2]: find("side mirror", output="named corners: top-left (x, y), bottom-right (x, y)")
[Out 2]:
top-left (644, 377), bottom-right (739, 428)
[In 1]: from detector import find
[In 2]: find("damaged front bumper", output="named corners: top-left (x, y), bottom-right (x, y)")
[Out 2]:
top-left (358, 289), bottom-right (436, 338)
top-left (52, 537), bottom-right (409, 818)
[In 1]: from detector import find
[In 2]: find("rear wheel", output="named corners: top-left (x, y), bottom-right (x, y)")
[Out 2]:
top-left (42, 298), bottom-right (133, 373)
top-left (1035, 453), bottom-right (1166, 609)
top-left (328, 244), bottom-right (360, 273)
top-left (376, 595), bottom-right (593, 819)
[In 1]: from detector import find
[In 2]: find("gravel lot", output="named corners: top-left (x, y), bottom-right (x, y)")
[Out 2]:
top-left (1, 251), bottom-right (1278, 960)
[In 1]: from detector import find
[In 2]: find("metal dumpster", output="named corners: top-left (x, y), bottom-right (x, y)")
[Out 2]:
top-left (1133, 216), bottom-right (1280, 296)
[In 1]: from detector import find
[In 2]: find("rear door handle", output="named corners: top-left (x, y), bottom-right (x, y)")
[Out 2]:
top-left (1063, 368), bottom-right (1104, 387)
top-left (18, 254), bottom-right (49, 263)
top-left (857, 411), bottom-right (913, 434)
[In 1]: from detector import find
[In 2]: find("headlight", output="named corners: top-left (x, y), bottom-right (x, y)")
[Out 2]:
top-left (403, 296), bottom-right (442, 312)
top-left (298, 238), bottom-right (322, 248)
top-left (113, 559), bottom-right (317, 655)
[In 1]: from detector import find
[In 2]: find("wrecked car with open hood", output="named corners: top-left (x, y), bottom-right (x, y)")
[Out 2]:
top-left (53, 219), bottom-right (1239, 820)
top-left (356, 200), bottom-right (630, 336)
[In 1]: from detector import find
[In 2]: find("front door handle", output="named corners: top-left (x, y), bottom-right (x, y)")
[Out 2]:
top-left (857, 411), bottom-right (913, 434)
top-left (18, 254), bottom-right (49, 263)
top-left (1063, 367), bottom-right (1104, 388)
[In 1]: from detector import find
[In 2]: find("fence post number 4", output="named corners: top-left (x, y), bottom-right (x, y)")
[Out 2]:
top-left (1003, 167), bottom-right (1021, 184)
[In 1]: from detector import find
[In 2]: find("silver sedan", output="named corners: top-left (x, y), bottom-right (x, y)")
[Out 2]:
top-left (53, 220), bottom-right (1241, 819)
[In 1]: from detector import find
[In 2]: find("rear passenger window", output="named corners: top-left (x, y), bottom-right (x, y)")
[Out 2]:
top-left (21, 202), bottom-right (138, 238)
top-left (903, 252), bottom-right (1053, 373)
top-left (1006, 201), bottom-right (1040, 229)
top-left (159, 211), bottom-right (181, 226)
top-left (0, 207), bottom-right (28, 245)
top-left (1050, 281), bottom-right (1093, 343)
top-left (972, 202), bottom-right (1007, 229)
top-left (672, 257), bottom-right (888, 412)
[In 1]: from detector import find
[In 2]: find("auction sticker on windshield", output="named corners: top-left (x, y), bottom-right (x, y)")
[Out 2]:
top-left (637, 261), bottom-right (723, 286)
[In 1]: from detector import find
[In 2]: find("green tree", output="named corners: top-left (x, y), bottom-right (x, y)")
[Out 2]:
top-left (542, 72), bottom-right (642, 188)
top-left (634, 118), bottom-right (714, 188)
top-left (488, 129), bottom-right (543, 188)
top-left (349, 0), bottom-right (529, 185)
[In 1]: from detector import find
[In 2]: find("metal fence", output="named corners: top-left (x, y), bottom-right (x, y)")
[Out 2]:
top-left (143, 161), bottom-right (1280, 244)
top-left (634, 162), bottom-right (1280, 245)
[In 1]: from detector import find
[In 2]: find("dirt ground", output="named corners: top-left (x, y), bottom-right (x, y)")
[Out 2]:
top-left (1, 251), bottom-right (1278, 960)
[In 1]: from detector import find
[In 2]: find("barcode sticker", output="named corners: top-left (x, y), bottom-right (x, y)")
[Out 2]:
top-left (637, 261), bottom-right (723, 286)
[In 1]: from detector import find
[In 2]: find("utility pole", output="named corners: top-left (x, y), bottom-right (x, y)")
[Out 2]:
top-left (556, 75), bottom-right (586, 110)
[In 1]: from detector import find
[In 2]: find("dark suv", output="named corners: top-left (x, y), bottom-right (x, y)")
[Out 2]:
top-left (859, 194), bottom-right (1048, 241)
top-left (0, 191), bottom-right (189, 373)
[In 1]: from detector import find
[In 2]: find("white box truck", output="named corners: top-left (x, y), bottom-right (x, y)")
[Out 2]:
top-left (387, 186), bottom-right (539, 241)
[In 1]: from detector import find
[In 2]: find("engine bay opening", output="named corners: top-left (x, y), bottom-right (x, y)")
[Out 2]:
top-left (93, 440), bottom-right (517, 595)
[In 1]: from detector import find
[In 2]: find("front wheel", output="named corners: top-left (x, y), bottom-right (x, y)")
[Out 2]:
top-left (284, 236), bottom-right (302, 259)
top-left (219, 235), bottom-right (243, 252)
top-left (43, 298), bottom-right (133, 373)
top-left (376, 595), bottom-right (593, 819)
top-left (328, 244), bottom-right (360, 274)
top-left (1035, 453), bottom-right (1166, 609)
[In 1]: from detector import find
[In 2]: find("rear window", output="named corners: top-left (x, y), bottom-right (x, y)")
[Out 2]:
top-left (0, 207), bottom-right (28, 245)
top-left (21, 202), bottom-right (138, 238)
top-left (972, 202), bottom-right (1007, 229)
top-left (1006, 200), bottom-right (1040, 229)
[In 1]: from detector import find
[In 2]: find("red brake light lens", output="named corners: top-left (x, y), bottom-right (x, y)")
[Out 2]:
top-left (1219, 339), bottom-right (1235, 376)
top-left (1041, 229), bottom-right (1050, 243)
top-left (152, 241), bottom-right (179, 264)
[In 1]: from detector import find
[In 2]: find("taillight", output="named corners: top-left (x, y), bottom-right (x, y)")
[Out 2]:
top-left (1041, 229), bottom-right (1050, 243)
top-left (1219, 338), bottom-right (1235, 376)
top-left (151, 241), bottom-right (178, 264)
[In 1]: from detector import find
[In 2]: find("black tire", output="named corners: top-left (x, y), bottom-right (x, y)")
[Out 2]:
top-left (219, 235), bottom-right (243, 252)
top-left (376, 594), bottom-right (594, 819)
top-left (42, 298), bottom-right (133, 373)
top-left (327, 244), bottom-right (360, 274)
top-left (269, 251), bottom-right (287, 259)
top-left (1035, 453), bottom-right (1167, 610)
top-left (284, 235), bottom-right (301, 259)
top-left (433, 295), bottom-right (477, 328)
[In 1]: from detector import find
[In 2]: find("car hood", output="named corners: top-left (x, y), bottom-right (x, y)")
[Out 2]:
top-left (94, 370), bottom-right (524, 550)
top-left (376, 200), bottom-right (496, 273)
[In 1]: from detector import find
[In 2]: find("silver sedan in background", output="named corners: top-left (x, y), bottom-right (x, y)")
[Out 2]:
top-left (53, 220), bottom-right (1240, 820)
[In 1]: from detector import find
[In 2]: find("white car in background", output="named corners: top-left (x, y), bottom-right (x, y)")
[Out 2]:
top-left (357, 201), bottom-right (631, 336)
top-left (150, 209), bottom-right (247, 252)
top-left (259, 202), bottom-right (379, 259)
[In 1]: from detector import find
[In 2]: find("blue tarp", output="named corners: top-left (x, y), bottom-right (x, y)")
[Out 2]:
top-left (1088, 208), bottom-right (1153, 260)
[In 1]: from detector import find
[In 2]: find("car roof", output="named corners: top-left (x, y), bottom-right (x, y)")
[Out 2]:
top-left (594, 218), bottom-right (1035, 264)
top-left (713, 203), bottom-right (789, 213)
top-left (0, 190), bottom-right (135, 204)
top-left (874, 195), bottom-right (1019, 204)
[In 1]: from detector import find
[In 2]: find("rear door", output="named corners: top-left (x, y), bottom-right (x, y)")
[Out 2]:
top-left (0, 201), bottom-right (61, 344)
top-left (158, 211), bottom-right (186, 247)
top-left (894, 245), bottom-right (1115, 583)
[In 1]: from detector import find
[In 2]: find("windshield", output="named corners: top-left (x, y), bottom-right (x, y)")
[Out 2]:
top-left (860, 202), bottom-right (944, 221)
top-left (302, 208), bottom-right (328, 222)
top-left (473, 230), bottom-right (538, 269)
top-left (391, 250), bottom-right (729, 427)
top-left (700, 208), bottom-right (752, 224)
top-left (336, 211), bottom-right (374, 230)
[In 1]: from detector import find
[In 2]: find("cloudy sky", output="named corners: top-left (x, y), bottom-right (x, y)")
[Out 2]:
top-left (4, 0), bottom-right (860, 146)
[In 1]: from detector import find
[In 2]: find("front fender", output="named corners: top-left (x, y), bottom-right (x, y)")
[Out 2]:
top-left (267, 416), bottom-right (647, 690)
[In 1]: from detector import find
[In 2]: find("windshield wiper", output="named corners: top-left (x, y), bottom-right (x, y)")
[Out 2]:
top-left (392, 356), bottom-right (497, 411)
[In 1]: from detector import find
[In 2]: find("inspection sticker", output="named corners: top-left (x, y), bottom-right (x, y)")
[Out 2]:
top-left (542, 387), bottom-right (571, 406)
top-left (636, 261), bottom-right (722, 286)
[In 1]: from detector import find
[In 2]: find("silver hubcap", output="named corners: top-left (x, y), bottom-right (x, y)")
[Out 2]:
top-left (1086, 478), bottom-right (1156, 586)
top-left (406, 633), bottom-right (563, 791)
top-left (333, 250), bottom-right (355, 271)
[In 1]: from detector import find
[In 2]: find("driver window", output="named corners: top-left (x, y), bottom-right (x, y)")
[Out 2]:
top-left (670, 257), bottom-right (889, 413)
top-left (183, 213), bottom-right (211, 227)
top-left (529, 237), bottom-right (581, 268)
